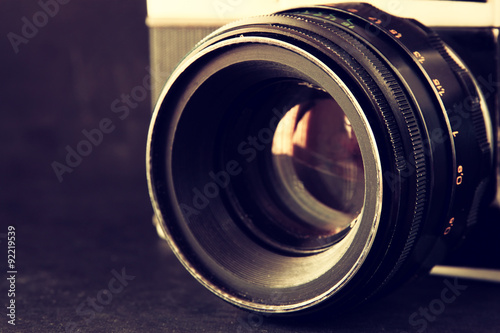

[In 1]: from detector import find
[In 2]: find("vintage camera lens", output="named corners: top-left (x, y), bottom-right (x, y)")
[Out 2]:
top-left (147, 3), bottom-right (495, 314)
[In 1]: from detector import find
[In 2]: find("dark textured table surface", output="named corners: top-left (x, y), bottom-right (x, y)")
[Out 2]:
top-left (1, 1), bottom-right (500, 332)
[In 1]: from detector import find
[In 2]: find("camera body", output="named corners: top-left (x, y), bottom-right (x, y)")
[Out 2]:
top-left (147, 0), bottom-right (500, 314)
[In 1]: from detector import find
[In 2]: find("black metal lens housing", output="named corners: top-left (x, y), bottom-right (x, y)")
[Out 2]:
top-left (147, 3), bottom-right (495, 314)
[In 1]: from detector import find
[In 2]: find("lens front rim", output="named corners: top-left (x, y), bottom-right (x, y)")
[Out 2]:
top-left (147, 36), bottom-right (384, 312)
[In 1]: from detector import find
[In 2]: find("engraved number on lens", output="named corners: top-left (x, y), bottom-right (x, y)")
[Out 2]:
top-left (389, 29), bottom-right (402, 38)
top-left (444, 217), bottom-right (455, 235)
top-left (413, 51), bottom-right (425, 64)
top-left (433, 79), bottom-right (446, 96)
top-left (368, 17), bottom-right (382, 25)
top-left (342, 19), bottom-right (355, 29)
top-left (456, 165), bottom-right (464, 185)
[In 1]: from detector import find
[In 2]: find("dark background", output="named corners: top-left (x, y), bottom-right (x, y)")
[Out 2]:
top-left (0, 1), bottom-right (499, 332)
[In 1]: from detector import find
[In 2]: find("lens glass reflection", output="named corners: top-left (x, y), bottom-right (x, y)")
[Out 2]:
top-left (271, 91), bottom-right (364, 235)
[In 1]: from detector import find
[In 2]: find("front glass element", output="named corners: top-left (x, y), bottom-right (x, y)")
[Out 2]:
top-left (270, 88), bottom-right (365, 237)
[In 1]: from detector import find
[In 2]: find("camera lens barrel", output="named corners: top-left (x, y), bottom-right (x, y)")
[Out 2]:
top-left (147, 3), bottom-right (494, 314)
